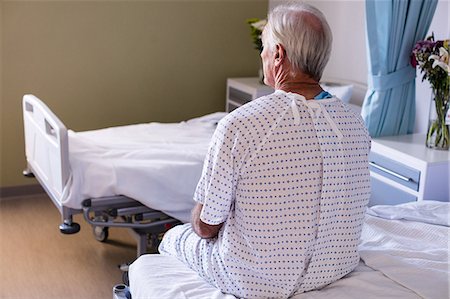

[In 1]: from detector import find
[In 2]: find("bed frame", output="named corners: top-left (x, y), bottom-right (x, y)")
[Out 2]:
top-left (22, 94), bottom-right (181, 256)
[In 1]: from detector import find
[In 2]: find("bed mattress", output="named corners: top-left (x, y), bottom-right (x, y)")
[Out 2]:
top-left (62, 112), bottom-right (227, 223)
top-left (129, 201), bottom-right (450, 299)
top-left (129, 256), bottom-right (423, 299)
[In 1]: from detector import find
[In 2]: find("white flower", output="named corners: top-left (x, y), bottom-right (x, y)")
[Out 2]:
top-left (251, 19), bottom-right (267, 31)
top-left (439, 47), bottom-right (449, 64)
top-left (429, 47), bottom-right (450, 74)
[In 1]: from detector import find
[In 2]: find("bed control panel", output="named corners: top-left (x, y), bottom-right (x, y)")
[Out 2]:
top-left (369, 134), bottom-right (450, 206)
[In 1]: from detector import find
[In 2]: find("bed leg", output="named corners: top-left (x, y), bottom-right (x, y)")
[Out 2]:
top-left (136, 233), bottom-right (148, 257)
top-left (59, 219), bottom-right (81, 234)
top-left (60, 207), bottom-right (81, 234)
top-left (22, 168), bottom-right (35, 178)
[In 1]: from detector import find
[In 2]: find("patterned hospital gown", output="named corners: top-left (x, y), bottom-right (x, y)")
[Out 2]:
top-left (159, 90), bottom-right (371, 299)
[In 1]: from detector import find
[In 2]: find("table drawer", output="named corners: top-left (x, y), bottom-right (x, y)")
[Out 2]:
top-left (369, 176), bottom-right (417, 206)
top-left (228, 87), bottom-right (252, 106)
top-left (227, 101), bottom-right (241, 113)
top-left (369, 152), bottom-right (420, 191)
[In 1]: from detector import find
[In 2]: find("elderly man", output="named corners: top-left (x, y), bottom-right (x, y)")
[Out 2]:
top-left (159, 3), bottom-right (371, 298)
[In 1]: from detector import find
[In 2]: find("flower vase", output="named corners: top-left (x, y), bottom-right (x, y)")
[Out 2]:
top-left (426, 87), bottom-right (450, 150)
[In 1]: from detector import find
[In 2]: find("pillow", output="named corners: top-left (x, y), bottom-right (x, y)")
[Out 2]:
top-left (320, 82), bottom-right (353, 103)
top-left (187, 112), bottom-right (227, 124)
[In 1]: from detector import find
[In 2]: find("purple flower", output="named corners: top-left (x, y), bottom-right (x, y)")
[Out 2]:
top-left (410, 53), bottom-right (418, 68)
top-left (411, 34), bottom-right (450, 86)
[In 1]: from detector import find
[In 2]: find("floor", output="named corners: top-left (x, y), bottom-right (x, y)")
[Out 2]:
top-left (0, 193), bottom-right (140, 299)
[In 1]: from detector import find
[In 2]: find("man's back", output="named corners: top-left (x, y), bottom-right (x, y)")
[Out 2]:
top-left (163, 91), bottom-right (371, 298)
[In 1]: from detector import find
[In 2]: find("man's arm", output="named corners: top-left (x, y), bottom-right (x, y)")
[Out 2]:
top-left (191, 203), bottom-right (223, 239)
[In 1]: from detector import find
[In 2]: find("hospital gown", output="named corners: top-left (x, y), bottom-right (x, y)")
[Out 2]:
top-left (159, 90), bottom-right (371, 299)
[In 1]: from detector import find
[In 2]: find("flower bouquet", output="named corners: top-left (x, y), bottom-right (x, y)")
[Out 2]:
top-left (247, 18), bottom-right (267, 84)
top-left (411, 34), bottom-right (450, 150)
top-left (246, 18), bottom-right (266, 53)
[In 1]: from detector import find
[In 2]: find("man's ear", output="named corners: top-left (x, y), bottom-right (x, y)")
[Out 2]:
top-left (274, 44), bottom-right (287, 67)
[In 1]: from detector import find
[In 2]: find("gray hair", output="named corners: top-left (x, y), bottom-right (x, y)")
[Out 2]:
top-left (264, 2), bottom-right (332, 81)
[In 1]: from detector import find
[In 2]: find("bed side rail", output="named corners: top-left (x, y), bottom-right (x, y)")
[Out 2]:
top-left (22, 94), bottom-right (69, 203)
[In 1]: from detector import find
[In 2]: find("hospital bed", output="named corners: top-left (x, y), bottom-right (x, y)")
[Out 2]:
top-left (116, 200), bottom-right (450, 299)
top-left (22, 94), bottom-right (225, 256)
top-left (22, 80), bottom-right (358, 257)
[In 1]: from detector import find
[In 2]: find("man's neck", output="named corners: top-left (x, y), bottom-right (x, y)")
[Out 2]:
top-left (275, 76), bottom-right (323, 100)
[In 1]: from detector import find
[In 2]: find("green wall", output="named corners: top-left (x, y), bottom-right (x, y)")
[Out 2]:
top-left (0, 0), bottom-right (268, 187)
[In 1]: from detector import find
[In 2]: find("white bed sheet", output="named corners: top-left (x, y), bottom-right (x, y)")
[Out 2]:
top-left (129, 256), bottom-right (421, 299)
top-left (62, 112), bottom-right (226, 223)
top-left (360, 201), bottom-right (450, 299)
top-left (129, 201), bottom-right (450, 299)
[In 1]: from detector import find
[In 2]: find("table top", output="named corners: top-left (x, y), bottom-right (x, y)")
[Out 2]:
top-left (372, 134), bottom-right (450, 164)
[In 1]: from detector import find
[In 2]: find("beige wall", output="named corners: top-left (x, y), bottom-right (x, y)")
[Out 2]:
top-left (0, 1), bottom-right (3, 187)
top-left (1, 0), bottom-right (268, 187)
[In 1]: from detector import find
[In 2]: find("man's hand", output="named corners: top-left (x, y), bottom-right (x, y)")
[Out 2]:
top-left (191, 203), bottom-right (223, 239)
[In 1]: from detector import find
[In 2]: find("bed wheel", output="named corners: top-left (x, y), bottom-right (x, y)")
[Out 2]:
top-left (93, 226), bottom-right (109, 242)
top-left (59, 222), bottom-right (81, 234)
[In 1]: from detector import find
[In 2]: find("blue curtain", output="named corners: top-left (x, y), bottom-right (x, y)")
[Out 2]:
top-left (362, 0), bottom-right (438, 137)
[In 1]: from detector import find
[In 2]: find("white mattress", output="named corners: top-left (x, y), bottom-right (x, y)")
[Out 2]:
top-left (62, 112), bottom-right (227, 223)
top-left (129, 201), bottom-right (450, 299)
top-left (129, 257), bottom-right (422, 299)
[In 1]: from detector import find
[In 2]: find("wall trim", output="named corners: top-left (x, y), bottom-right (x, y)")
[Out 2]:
top-left (0, 184), bottom-right (45, 199)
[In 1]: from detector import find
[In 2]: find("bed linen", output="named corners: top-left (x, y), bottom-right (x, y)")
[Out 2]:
top-left (129, 256), bottom-right (421, 299)
top-left (359, 201), bottom-right (449, 299)
top-left (62, 112), bottom-right (227, 223)
top-left (129, 201), bottom-right (449, 299)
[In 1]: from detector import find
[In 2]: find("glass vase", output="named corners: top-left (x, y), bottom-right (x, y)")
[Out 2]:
top-left (426, 87), bottom-right (450, 150)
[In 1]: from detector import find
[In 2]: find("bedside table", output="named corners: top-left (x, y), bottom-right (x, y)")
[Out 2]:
top-left (226, 77), bottom-right (274, 112)
top-left (369, 134), bottom-right (450, 206)
top-left (226, 77), bottom-right (361, 113)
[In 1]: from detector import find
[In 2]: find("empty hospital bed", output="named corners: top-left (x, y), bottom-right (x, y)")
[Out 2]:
top-left (22, 94), bottom-right (225, 256)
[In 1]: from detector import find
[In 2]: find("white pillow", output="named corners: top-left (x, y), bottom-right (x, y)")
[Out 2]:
top-left (320, 82), bottom-right (353, 103)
